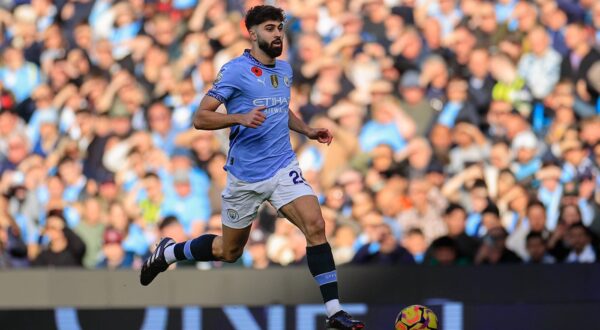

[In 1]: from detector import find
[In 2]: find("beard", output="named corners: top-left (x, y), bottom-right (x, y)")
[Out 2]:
top-left (258, 37), bottom-right (283, 58)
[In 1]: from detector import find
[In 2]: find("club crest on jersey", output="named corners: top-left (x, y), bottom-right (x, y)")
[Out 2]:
top-left (270, 75), bottom-right (279, 88)
top-left (227, 209), bottom-right (240, 222)
top-left (251, 66), bottom-right (262, 77)
top-left (283, 75), bottom-right (290, 87)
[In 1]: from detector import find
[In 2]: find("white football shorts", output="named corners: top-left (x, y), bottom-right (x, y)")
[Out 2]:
top-left (221, 160), bottom-right (316, 229)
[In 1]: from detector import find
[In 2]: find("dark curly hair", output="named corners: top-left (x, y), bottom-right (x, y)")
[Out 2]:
top-left (244, 5), bottom-right (285, 31)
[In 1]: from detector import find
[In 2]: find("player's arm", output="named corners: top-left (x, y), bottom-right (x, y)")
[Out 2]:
top-left (193, 96), bottom-right (267, 130)
top-left (288, 110), bottom-right (333, 145)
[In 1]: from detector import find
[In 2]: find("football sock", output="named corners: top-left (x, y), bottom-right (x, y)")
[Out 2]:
top-left (306, 242), bottom-right (342, 317)
top-left (165, 234), bottom-right (218, 264)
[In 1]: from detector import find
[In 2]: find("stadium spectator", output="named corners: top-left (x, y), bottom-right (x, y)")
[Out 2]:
top-left (0, 197), bottom-right (27, 268)
top-left (524, 232), bottom-right (555, 264)
top-left (352, 222), bottom-right (415, 265)
top-left (396, 178), bottom-right (447, 244)
top-left (97, 227), bottom-right (134, 269)
top-left (401, 227), bottom-right (428, 263)
top-left (32, 212), bottom-right (85, 267)
top-left (74, 197), bottom-right (105, 268)
top-left (506, 199), bottom-right (547, 260)
top-left (565, 223), bottom-right (598, 263)
top-left (397, 70), bottom-right (435, 137)
top-left (474, 227), bottom-right (522, 265)
top-left (517, 26), bottom-right (562, 100)
top-left (359, 96), bottom-right (415, 153)
top-left (442, 203), bottom-right (479, 261)
top-left (425, 235), bottom-right (470, 266)
top-left (245, 229), bottom-right (274, 269)
top-left (107, 201), bottom-right (148, 259)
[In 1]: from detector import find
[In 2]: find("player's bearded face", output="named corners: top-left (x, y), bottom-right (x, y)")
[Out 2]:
top-left (257, 32), bottom-right (283, 58)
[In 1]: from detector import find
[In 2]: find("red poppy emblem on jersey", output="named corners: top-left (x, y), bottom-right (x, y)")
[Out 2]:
top-left (251, 66), bottom-right (263, 77)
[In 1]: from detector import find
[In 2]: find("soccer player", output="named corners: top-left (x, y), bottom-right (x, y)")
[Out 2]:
top-left (140, 5), bottom-right (365, 329)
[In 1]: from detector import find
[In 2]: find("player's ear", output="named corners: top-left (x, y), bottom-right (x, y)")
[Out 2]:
top-left (249, 27), bottom-right (257, 41)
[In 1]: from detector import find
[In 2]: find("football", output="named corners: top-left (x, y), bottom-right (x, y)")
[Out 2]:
top-left (395, 305), bottom-right (438, 330)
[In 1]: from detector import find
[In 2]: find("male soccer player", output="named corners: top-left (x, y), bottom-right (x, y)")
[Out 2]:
top-left (140, 5), bottom-right (365, 329)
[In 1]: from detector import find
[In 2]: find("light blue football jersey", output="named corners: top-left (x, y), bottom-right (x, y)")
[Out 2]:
top-left (206, 49), bottom-right (295, 182)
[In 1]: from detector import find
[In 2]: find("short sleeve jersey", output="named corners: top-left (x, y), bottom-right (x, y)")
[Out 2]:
top-left (206, 50), bottom-right (295, 183)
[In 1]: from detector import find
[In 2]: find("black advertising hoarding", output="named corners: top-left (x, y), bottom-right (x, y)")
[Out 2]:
top-left (1, 302), bottom-right (599, 329)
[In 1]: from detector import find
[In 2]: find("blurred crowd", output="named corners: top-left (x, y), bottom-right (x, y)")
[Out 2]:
top-left (1, 0), bottom-right (600, 270)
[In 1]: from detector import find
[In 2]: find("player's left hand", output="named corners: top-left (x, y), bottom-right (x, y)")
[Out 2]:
top-left (307, 128), bottom-right (333, 146)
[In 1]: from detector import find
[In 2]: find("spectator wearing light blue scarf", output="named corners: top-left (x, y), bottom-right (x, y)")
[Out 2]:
top-left (435, 78), bottom-right (481, 129)
top-left (511, 131), bottom-right (542, 182)
top-left (0, 47), bottom-right (41, 104)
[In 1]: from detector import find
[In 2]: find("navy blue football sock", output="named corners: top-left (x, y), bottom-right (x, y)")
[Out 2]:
top-left (173, 234), bottom-right (218, 262)
top-left (306, 242), bottom-right (339, 303)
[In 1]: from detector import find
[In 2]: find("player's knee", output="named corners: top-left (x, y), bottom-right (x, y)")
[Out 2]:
top-left (305, 217), bottom-right (326, 242)
top-left (222, 247), bottom-right (243, 263)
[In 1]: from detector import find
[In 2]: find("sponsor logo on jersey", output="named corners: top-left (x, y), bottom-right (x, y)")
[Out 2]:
top-left (253, 97), bottom-right (290, 107)
top-left (283, 75), bottom-right (291, 87)
top-left (251, 66), bottom-right (263, 77)
top-left (253, 97), bottom-right (290, 114)
top-left (270, 75), bottom-right (279, 88)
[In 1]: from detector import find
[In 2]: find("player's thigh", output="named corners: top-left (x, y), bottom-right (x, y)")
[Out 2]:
top-left (278, 194), bottom-right (324, 236)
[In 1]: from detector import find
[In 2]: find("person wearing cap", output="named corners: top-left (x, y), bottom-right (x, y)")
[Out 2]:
top-left (510, 130), bottom-right (542, 182)
top-left (96, 227), bottom-right (134, 269)
top-left (398, 70), bottom-right (436, 136)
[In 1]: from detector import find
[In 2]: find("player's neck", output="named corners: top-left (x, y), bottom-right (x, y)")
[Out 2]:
top-left (250, 47), bottom-right (276, 66)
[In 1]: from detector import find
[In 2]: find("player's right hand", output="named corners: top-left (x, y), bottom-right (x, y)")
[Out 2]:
top-left (239, 106), bottom-right (267, 128)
